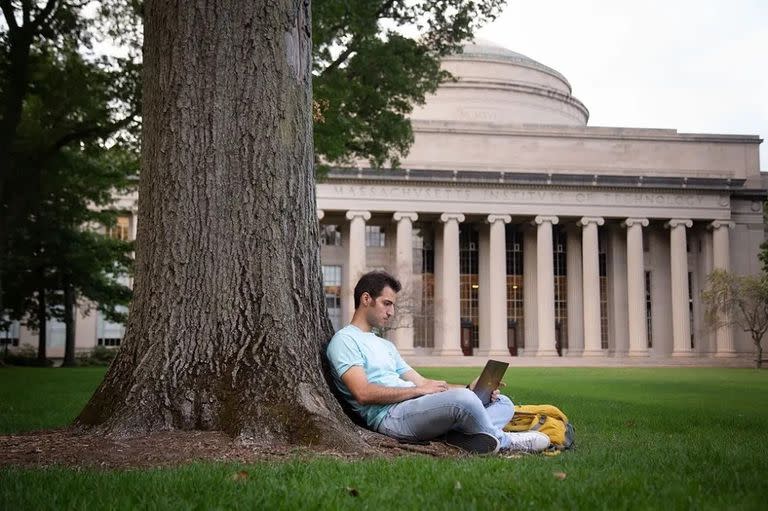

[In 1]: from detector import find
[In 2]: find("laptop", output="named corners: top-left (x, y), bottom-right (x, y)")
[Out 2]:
top-left (472, 359), bottom-right (509, 405)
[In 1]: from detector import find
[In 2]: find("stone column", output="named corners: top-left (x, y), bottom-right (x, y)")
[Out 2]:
top-left (434, 213), bottom-right (464, 356)
top-left (522, 227), bottom-right (538, 354)
top-left (534, 215), bottom-right (559, 357)
top-left (579, 217), bottom-right (605, 356)
top-left (710, 220), bottom-right (736, 357)
top-left (478, 214), bottom-right (512, 357)
top-left (342, 210), bottom-right (371, 324)
top-left (624, 218), bottom-right (649, 356)
top-left (392, 212), bottom-right (418, 355)
top-left (666, 219), bottom-right (693, 357)
top-left (566, 225), bottom-right (584, 355)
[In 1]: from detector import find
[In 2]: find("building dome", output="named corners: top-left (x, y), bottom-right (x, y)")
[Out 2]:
top-left (410, 39), bottom-right (589, 126)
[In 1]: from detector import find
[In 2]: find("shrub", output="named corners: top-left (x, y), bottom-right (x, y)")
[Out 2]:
top-left (2, 344), bottom-right (52, 367)
top-left (75, 346), bottom-right (118, 366)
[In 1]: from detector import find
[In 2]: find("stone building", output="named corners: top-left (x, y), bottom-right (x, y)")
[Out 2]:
top-left (4, 40), bottom-right (765, 360)
top-left (316, 40), bottom-right (765, 360)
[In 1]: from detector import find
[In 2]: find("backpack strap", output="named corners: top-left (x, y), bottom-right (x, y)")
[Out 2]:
top-left (530, 414), bottom-right (547, 432)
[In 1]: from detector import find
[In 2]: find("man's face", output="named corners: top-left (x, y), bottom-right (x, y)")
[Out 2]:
top-left (362, 286), bottom-right (397, 329)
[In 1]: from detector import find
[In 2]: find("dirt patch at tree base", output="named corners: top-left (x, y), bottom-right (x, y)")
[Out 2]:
top-left (0, 428), bottom-right (471, 469)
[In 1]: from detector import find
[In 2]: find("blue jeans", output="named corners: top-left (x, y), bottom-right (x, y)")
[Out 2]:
top-left (376, 388), bottom-right (515, 449)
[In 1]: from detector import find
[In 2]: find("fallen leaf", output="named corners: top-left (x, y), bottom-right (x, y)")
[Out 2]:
top-left (454, 481), bottom-right (462, 491)
top-left (553, 471), bottom-right (567, 480)
top-left (346, 486), bottom-right (359, 497)
top-left (231, 471), bottom-right (249, 481)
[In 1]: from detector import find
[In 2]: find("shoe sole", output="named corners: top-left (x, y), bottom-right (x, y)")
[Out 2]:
top-left (444, 431), bottom-right (500, 454)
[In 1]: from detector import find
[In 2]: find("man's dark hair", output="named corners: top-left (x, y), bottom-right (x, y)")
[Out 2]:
top-left (354, 271), bottom-right (401, 309)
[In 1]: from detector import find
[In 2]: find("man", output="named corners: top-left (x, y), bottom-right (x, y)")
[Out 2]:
top-left (327, 271), bottom-right (550, 454)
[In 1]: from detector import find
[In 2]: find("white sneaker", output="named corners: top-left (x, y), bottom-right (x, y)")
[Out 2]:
top-left (502, 431), bottom-right (550, 452)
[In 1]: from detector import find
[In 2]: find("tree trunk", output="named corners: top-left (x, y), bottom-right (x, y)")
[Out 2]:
top-left (0, 29), bottom-right (34, 308)
top-left (36, 284), bottom-right (46, 364)
top-left (76, 0), bottom-right (365, 450)
top-left (62, 279), bottom-right (77, 367)
top-left (755, 336), bottom-right (763, 369)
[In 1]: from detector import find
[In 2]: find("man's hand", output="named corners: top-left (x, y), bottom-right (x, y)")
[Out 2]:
top-left (467, 378), bottom-right (505, 402)
top-left (418, 379), bottom-right (449, 395)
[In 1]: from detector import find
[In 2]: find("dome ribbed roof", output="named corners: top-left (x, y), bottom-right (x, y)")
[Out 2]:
top-left (451, 38), bottom-right (570, 88)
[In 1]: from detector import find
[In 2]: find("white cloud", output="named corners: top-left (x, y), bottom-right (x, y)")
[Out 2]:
top-left (477, 0), bottom-right (768, 170)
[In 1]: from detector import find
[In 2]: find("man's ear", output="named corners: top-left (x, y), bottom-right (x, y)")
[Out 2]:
top-left (360, 291), bottom-right (372, 306)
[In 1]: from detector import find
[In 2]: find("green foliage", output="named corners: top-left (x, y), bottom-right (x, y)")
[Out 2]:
top-left (75, 346), bottom-right (118, 367)
top-left (0, 344), bottom-right (51, 366)
top-left (702, 269), bottom-right (768, 367)
top-left (1, 1), bottom-right (140, 336)
top-left (2, 367), bottom-right (768, 509)
top-left (313, 0), bottom-right (506, 168)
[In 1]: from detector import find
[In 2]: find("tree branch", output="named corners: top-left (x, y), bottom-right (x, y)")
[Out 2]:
top-left (319, 0), bottom-right (398, 77)
top-left (46, 110), bottom-right (139, 157)
top-left (0, 0), bottom-right (19, 31)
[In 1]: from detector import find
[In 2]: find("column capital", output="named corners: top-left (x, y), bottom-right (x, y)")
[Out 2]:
top-left (440, 213), bottom-right (465, 224)
top-left (345, 210), bottom-right (371, 221)
top-left (708, 220), bottom-right (735, 230)
top-left (393, 211), bottom-right (418, 222)
top-left (486, 214), bottom-right (512, 225)
top-left (533, 215), bottom-right (559, 226)
top-left (578, 216), bottom-right (605, 227)
top-left (665, 218), bottom-right (692, 229)
top-left (622, 217), bottom-right (649, 228)
top-left (317, 209), bottom-right (325, 220)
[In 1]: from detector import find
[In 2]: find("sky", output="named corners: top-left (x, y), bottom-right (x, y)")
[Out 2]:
top-left (475, 0), bottom-right (768, 171)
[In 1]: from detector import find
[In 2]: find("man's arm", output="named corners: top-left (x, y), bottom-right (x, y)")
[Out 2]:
top-left (402, 369), bottom-right (467, 389)
top-left (341, 366), bottom-right (448, 405)
top-left (402, 370), bottom-right (503, 401)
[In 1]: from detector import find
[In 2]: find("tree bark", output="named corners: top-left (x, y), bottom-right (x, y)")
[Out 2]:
top-left (36, 284), bottom-right (47, 364)
top-left (75, 0), bottom-right (366, 450)
top-left (62, 278), bottom-right (77, 367)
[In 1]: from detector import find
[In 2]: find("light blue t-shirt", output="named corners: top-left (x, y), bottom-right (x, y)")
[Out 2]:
top-left (326, 324), bottom-right (414, 429)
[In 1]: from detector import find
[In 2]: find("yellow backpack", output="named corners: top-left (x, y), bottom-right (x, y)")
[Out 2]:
top-left (503, 404), bottom-right (575, 451)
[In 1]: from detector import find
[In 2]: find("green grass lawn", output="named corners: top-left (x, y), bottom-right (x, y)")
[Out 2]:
top-left (1, 366), bottom-right (767, 510)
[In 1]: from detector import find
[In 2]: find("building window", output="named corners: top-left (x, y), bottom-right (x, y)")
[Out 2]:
top-left (506, 225), bottom-right (524, 350)
top-left (645, 271), bottom-right (653, 348)
top-left (97, 306), bottom-right (127, 346)
top-left (366, 225), bottom-right (386, 247)
top-left (553, 226), bottom-right (568, 352)
top-left (0, 320), bottom-right (20, 347)
top-left (413, 225), bottom-right (434, 348)
top-left (322, 265), bottom-right (342, 331)
top-left (459, 225), bottom-right (479, 349)
top-left (320, 224), bottom-right (342, 246)
top-left (598, 229), bottom-right (608, 349)
top-left (107, 215), bottom-right (131, 241)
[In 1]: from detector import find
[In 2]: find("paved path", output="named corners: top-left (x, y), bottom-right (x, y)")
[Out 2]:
top-left (406, 354), bottom-right (758, 368)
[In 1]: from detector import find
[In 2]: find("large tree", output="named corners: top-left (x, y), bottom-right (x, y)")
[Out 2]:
top-left (75, 0), bottom-right (365, 449)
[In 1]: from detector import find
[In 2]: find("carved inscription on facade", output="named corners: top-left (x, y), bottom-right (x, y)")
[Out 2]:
top-left (319, 184), bottom-right (728, 211)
